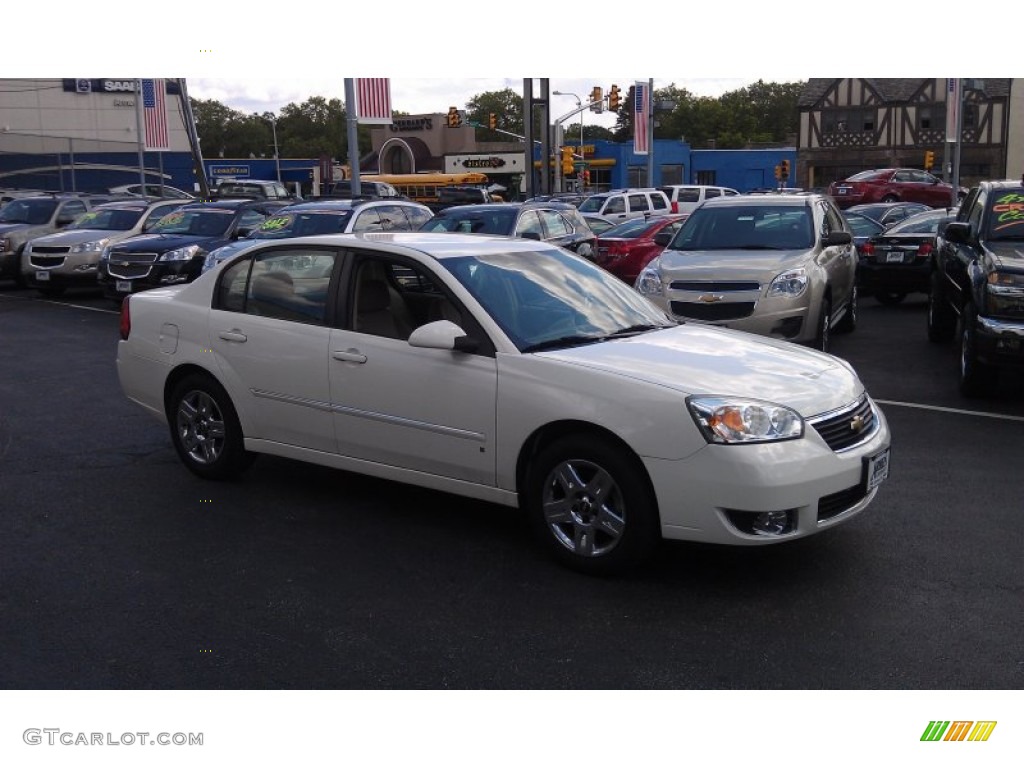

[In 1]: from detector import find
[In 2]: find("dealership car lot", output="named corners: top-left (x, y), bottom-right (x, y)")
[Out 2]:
top-left (1, 285), bottom-right (1022, 688)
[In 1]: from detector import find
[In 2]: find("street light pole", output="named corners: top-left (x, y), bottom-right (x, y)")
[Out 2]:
top-left (266, 116), bottom-right (282, 184)
top-left (553, 90), bottom-right (583, 192)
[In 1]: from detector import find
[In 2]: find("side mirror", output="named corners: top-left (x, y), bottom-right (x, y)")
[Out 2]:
top-left (653, 231), bottom-right (672, 247)
top-left (824, 231), bottom-right (853, 246)
top-left (408, 320), bottom-right (478, 353)
top-left (943, 221), bottom-right (970, 244)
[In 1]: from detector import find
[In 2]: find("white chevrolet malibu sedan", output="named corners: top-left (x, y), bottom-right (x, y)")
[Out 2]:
top-left (117, 232), bottom-right (891, 573)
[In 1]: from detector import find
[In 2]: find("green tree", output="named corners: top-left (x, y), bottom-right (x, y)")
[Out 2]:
top-left (465, 88), bottom-right (524, 140)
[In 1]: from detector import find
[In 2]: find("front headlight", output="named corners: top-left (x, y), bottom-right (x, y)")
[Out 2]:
top-left (986, 271), bottom-right (1024, 294)
top-left (766, 267), bottom-right (808, 299)
top-left (687, 396), bottom-right (804, 445)
top-left (70, 238), bottom-right (110, 254)
top-left (635, 259), bottom-right (664, 296)
top-left (160, 244), bottom-right (204, 262)
top-left (986, 271), bottom-right (1024, 315)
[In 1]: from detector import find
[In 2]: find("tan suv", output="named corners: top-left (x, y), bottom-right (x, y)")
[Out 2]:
top-left (578, 188), bottom-right (670, 223)
top-left (634, 193), bottom-right (857, 352)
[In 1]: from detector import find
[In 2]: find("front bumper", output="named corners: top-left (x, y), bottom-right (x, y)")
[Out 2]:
top-left (975, 314), bottom-right (1024, 368)
top-left (647, 398), bottom-right (891, 544)
top-left (98, 256), bottom-right (203, 298)
top-left (24, 250), bottom-right (104, 289)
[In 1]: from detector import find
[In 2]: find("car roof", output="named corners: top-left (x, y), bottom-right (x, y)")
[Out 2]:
top-left (702, 193), bottom-right (817, 207)
top-left (181, 199), bottom-right (261, 210)
top-left (242, 231), bottom-right (557, 260)
top-left (433, 202), bottom-right (575, 215)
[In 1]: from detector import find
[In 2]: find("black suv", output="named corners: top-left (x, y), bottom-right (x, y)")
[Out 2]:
top-left (927, 180), bottom-right (1024, 395)
top-left (212, 180), bottom-right (296, 201)
top-left (98, 199), bottom-right (286, 299)
top-left (419, 201), bottom-right (597, 259)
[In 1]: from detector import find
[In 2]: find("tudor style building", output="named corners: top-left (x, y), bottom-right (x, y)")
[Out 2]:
top-left (797, 78), bottom-right (1015, 191)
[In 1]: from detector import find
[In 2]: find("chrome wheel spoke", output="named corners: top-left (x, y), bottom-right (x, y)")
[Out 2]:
top-left (543, 497), bottom-right (574, 525)
top-left (573, 525), bottom-right (595, 556)
top-left (206, 420), bottom-right (225, 439)
top-left (594, 505), bottom-right (625, 539)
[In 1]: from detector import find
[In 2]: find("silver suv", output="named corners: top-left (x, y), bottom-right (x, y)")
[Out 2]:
top-left (635, 193), bottom-right (857, 352)
top-left (578, 188), bottom-right (671, 223)
top-left (22, 198), bottom-right (186, 296)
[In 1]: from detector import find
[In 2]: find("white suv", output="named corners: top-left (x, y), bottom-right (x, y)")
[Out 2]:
top-left (658, 184), bottom-right (739, 214)
top-left (578, 188), bottom-right (670, 223)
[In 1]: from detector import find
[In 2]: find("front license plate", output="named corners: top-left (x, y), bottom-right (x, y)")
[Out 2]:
top-left (865, 448), bottom-right (890, 492)
top-left (35, 270), bottom-right (50, 281)
top-left (116, 280), bottom-right (132, 293)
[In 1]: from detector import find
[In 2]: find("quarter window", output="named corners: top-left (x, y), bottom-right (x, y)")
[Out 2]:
top-left (226, 249), bottom-right (337, 324)
top-left (628, 194), bottom-right (649, 213)
top-left (539, 210), bottom-right (570, 237)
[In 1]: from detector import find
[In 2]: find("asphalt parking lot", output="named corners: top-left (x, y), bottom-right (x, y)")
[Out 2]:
top-left (0, 286), bottom-right (1021, 689)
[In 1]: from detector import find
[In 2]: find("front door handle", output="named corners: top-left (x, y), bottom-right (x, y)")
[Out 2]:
top-left (332, 349), bottom-right (367, 364)
top-left (218, 330), bottom-right (247, 343)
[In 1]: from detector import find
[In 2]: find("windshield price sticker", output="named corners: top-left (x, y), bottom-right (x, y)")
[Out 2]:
top-left (260, 214), bottom-right (294, 231)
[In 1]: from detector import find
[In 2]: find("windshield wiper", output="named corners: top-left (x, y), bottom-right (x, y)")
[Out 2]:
top-left (521, 334), bottom-right (607, 353)
top-left (604, 323), bottom-right (675, 338)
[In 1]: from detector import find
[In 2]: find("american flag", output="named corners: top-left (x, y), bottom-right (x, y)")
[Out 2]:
top-left (633, 81), bottom-right (650, 155)
top-left (142, 79), bottom-right (169, 151)
top-left (356, 78), bottom-right (392, 124)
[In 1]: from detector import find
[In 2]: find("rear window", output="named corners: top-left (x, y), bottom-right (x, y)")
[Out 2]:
top-left (886, 212), bottom-right (944, 235)
top-left (846, 170), bottom-right (888, 182)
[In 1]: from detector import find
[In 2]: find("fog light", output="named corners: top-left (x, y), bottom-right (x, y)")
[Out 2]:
top-left (159, 275), bottom-right (189, 284)
top-left (752, 510), bottom-right (793, 536)
top-left (74, 264), bottom-right (97, 272)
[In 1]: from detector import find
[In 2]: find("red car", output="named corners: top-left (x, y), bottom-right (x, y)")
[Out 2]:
top-left (594, 214), bottom-right (688, 284)
top-left (828, 168), bottom-right (963, 209)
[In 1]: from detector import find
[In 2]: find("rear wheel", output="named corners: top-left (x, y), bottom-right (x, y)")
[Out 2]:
top-left (958, 302), bottom-right (996, 397)
top-left (881, 194), bottom-right (898, 203)
top-left (835, 285), bottom-right (857, 334)
top-left (926, 271), bottom-right (956, 343)
top-left (168, 373), bottom-right (255, 480)
top-left (876, 291), bottom-right (906, 306)
top-left (526, 434), bottom-right (660, 574)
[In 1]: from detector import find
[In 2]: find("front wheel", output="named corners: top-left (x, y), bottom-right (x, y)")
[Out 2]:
top-left (526, 435), bottom-right (660, 574)
top-left (958, 303), bottom-right (997, 397)
top-left (168, 373), bottom-right (254, 480)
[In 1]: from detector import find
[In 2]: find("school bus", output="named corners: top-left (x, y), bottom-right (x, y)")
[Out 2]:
top-left (361, 172), bottom-right (489, 204)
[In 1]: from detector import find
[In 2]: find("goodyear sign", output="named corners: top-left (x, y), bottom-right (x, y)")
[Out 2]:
top-left (209, 165), bottom-right (250, 178)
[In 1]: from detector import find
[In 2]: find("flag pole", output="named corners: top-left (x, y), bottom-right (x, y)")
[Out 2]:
top-left (646, 78), bottom-right (654, 186)
top-left (135, 79), bottom-right (146, 190)
top-left (344, 79), bottom-right (361, 196)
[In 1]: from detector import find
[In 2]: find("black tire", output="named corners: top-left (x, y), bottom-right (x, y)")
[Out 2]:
top-left (167, 373), bottom-right (255, 480)
top-left (525, 434), bottom-right (660, 575)
top-left (958, 302), bottom-right (996, 397)
top-left (926, 271), bottom-right (956, 343)
top-left (835, 285), bottom-right (857, 334)
top-left (813, 297), bottom-right (832, 352)
top-left (881, 194), bottom-right (898, 203)
top-left (875, 291), bottom-right (906, 306)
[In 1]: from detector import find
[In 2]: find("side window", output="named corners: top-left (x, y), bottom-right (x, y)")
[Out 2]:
top-left (403, 205), bottom-right (433, 229)
top-left (237, 209), bottom-right (266, 233)
top-left (215, 257), bottom-right (252, 313)
top-left (968, 192), bottom-right (985, 233)
top-left (957, 189), bottom-right (979, 221)
top-left (604, 196), bottom-right (625, 214)
top-left (893, 171), bottom-right (913, 183)
top-left (705, 189), bottom-right (721, 200)
top-left (516, 210), bottom-right (544, 236)
top-left (724, 189), bottom-right (738, 196)
top-left (60, 200), bottom-right (87, 222)
top-left (144, 204), bottom-right (179, 230)
top-left (246, 248), bottom-right (336, 324)
top-left (539, 210), bottom-right (570, 237)
top-left (350, 257), bottom-right (428, 340)
top-left (353, 209), bottom-right (384, 232)
top-left (628, 194), bottom-right (649, 213)
top-left (824, 203), bottom-right (846, 237)
top-left (650, 193), bottom-right (668, 211)
top-left (375, 204), bottom-right (409, 231)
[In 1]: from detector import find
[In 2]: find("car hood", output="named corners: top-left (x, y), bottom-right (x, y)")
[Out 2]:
top-left (111, 233), bottom-right (226, 253)
top-left (656, 247), bottom-right (811, 282)
top-left (30, 229), bottom-right (133, 246)
top-left (537, 324), bottom-right (863, 417)
top-left (0, 222), bottom-right (33, 235)
top-left (982, 240), bottom-right (1024, 268)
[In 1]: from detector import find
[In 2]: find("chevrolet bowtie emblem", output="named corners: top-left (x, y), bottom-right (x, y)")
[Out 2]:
top-left (698, 293), bottom-right (725, 303)
top-left (850, 415), bottom-right (865, 433)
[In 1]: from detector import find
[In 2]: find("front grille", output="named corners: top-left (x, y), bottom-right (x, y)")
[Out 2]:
top-left (30, 255), bottom-right (65, 268)
top-left (107, 251), bottom-right (160, 264)
top-left (670, 280), bottom-right (760, 291)
top-left (31, 245), bottom-right (70, 255)
top-left (108, 264), bottom-right (152, 279)
top-left (808, 396), bottom-right (878, 452)
top-left (818, 484), bottom-right (867, 522)
top-left (671, 301), bottom-right (756, 321)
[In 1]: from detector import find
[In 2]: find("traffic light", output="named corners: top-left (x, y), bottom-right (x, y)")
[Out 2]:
top-left (779, 159), bottom-right (791, 180)
top-left (488, 113), bottom-right (497, 130)
top-left (924, 150), bottom-right (935, 170)
top-left (608, 84), bottom-right (621, 111)
top-left (561, 146), bottom-right (575, 176)
top-left (583, 169), bottom-right (590, 186)
top-left (446, 106), bottom-right (461, 128)
top-left (590, 86), bottom-right (604, 113)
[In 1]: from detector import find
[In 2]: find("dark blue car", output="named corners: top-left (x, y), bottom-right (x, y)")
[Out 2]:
top-left (98, 199), bottom-right (286, 300)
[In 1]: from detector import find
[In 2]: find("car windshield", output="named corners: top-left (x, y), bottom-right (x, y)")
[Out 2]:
top-left (440, 246), bottom-right (674, 352)
top-left (578, 196), bottom-right (608, 213)
top-left (985, 188), bottom-right (1024, 240)
top-left (420, 209), bottom-right (517, 235)
top-left (68, 208), bottom-right (144, 231)
top-left (601, 218), bottom-right (656, 239)
top-left (0, 199), bottom-right (57, 225)
top-left (669, 205), bottom-right (814, 251)
top-left (148, 209), bottom-right (233, 236)
top-left (253, 210), bottom-right (352, 238)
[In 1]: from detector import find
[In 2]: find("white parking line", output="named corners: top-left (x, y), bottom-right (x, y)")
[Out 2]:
top-left (876, 399), bottom-right (1024, 423)
top-left (0, 293), bottom-right (119, 315)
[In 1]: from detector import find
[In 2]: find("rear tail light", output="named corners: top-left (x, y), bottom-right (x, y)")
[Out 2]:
top-left (860, 243), bottom-right (874, 256)
top-left (917, 242), bottom-right (933, 256)
top-left (670, 201), bottom-right (679, 213)
top-left (119, 296), bottom-right (131, 340)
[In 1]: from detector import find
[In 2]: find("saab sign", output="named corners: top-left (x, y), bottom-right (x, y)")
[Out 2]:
top-left (64, 79), bottom-right (181, 95)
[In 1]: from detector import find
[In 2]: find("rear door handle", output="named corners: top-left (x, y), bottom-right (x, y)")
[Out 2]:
top-left (332, 349), bottom-right (367, 364)
top-left (218, 330), bottom-right (247, 343)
